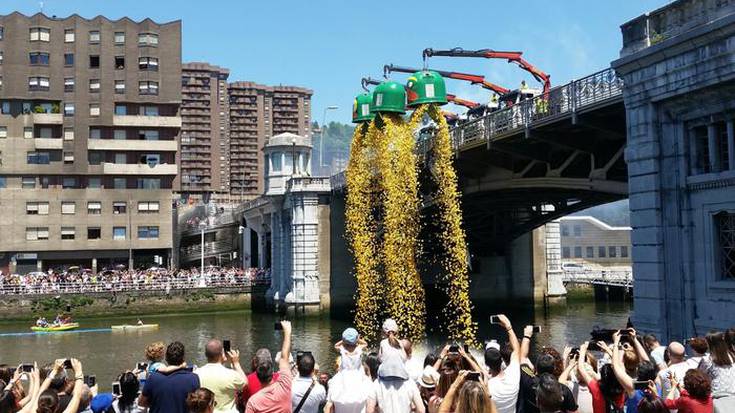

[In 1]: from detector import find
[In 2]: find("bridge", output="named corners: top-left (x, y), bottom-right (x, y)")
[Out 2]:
top-left (562, 269), bottom-right (633, 288)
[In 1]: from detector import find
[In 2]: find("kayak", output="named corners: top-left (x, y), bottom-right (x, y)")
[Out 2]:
top-left (31, 323), bottom-right (80, 332)
top-left (111, 324), bottom-right (159, 331)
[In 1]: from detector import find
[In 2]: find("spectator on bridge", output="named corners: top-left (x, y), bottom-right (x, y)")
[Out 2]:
top-left (699, 331), bottom-right (735, 397)
top-left (195, 339), bottom-right (246, 412)
top-left (484, 315), bottom-right (524, 413)
top-left (111, 372), bottom-right (144, 413)
top-left (559, 346), bottom-right (597, 413)
top-left (186, 388), bottom-right (215, 413)
top-left (291, 352), bottom-right (326, 413)
top-left (643, 334), bottom-right (667, 371)
top-left (366, 356), bottom-right (424, 413)
top-left (378, 319), bottom-right (408, 364)
top-left (335, 328), bottom-right (367, 372)
top-left (658, 341), bottom-right (689, 396)
top-left (688, 337), bottom-right (709, 368)
top-left (139, 342), bottom-right (200, 413)
top-left (244, 321), bottom-right (293, 413)
top-left (324, 334), bottom-right (373, 413)
top-left (536, 373), bottom-right (565, 413)
top-left (664, 369), bottom-right (713, 413)
top-left (437, 370), bottom-right (495, 413)
top-left (577, 341), bottom-right (625, 413)
top-left (417, 366), bottom-right (439, 412)
top-left (517, 333), bottom-right (578, 413)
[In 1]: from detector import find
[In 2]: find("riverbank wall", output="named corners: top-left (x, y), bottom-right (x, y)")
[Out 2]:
top-left (0, 287), bottom-right (267, 321)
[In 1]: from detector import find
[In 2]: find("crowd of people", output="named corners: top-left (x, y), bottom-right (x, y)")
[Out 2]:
top-left (0, 268), bottom-right (271, 295)
top-left (1, 316), bottom-right (734, 413)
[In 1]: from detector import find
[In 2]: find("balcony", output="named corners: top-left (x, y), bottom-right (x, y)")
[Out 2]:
top-left (102, 162), bottom-right (178, 175)
top-left (32, 113), bottom-right (64, 125)
top-left (112, 115), bottom-right (182, 128)
top-left (34, 138), bottom-right (63, 149)
top-left (88, 139), bottom-right (178, 151)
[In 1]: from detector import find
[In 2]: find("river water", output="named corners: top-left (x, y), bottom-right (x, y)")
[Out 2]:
top-left (0, 297), bottom-right (631, 391)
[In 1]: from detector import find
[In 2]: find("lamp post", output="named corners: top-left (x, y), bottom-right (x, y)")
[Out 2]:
top-left (199, 221), bottom-right (206, 278)
top-left (319, 106), bottom-right (338, 173)
top-left (291, 137), bottom-right (297, 177)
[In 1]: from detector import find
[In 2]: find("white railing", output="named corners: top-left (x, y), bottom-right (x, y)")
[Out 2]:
top-left (561, 269), bottom-right (633, 288)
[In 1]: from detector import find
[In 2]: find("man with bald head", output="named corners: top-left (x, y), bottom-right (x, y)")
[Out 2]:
top-left (196, 338), bottom-right (246, 412)
top-left (657, 341), bottom-right (690, 396)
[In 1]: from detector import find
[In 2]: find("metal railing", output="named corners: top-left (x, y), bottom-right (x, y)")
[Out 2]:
top-left (561, 269), bottom-right (633, 288)
top-left (0, 277), bottom-right (271, 296)
top-left (446, 67), bottom-right (624, 152)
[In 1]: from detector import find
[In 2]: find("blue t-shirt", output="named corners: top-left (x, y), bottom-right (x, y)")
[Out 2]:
top-left (142, 369), bottom-right (200, 413)
top-left (625, 386), bottom-right (662, 413)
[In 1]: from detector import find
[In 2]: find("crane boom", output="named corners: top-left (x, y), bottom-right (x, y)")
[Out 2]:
top-left (446, 94), bottom-right (480, 109)
top-left (384, 64), bottom-right (510, 95)
top-left (422, 47), bottom-right (551, 95)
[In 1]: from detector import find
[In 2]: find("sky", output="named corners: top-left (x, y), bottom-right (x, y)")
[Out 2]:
top-left (2, 0), bottom-right (671, 123)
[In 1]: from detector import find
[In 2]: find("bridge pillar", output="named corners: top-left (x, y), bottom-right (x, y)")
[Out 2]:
top-left (545, 221), bottom-right (567, 297)
top-left (613, 1), bottom-right (735, 340)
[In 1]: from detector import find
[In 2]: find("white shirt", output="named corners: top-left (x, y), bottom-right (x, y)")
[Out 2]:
top-left (487, 358), bottom-right (520, 413)
top-left (658, 360), bottom-right (692, 396)
top-left (368, 378), bottom-right (420, 413)
top-left (291, 376), bottom-right (326, 413)
top-left (651, 346), bottom-right (666, 367)
top-left (328, 370), bottom-right (372, 413)
top-left (567, 377), bottom-right (594, 413)
top-left (404, 357), bottom-right (423, 383)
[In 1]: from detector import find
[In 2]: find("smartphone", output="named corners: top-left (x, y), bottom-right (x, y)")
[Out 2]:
top-left (569, 347), bottom-right (580, 358)
top-left (66, 305), bottom-right (71, 313)
top-left (136, 362), bottom-right (148, 371)
top-left (112, 382), bottom-right (121, 395)
top-left (223, 340), bottom-right (231, 353)
top-left (463, 344), bottom-right (470, 353)
top-left (448, 344), bottom-right (460, 353)
top-left (63, 359), bottom-right (72, 369)
top-left (633, 380), bottom-right (649, 390)
top-left (588, 342), bottom-right (602, 351)
top-left (8, 367), bottom-right (16, 376)
top-left (274, 322), bottom-right (283, 331)
top-left (21, 363), bottom-right (33, 373)
top-left (466, 372), bottom-right (482, 381)
top-left (84, 375), bottom-right (96, 387)
top-left (489, 315), bottom-right (500, 325)
top-left (533, 326), bottom-right (541, 333)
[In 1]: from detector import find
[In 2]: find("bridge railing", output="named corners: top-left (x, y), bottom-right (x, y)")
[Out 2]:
top-left (561, 269), bottom-right (633, 288)
top-left (447, 67), bottom-right (624, 151)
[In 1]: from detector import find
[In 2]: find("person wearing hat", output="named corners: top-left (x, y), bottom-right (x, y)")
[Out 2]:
top-left (334, 328), bottom-right (368, 372)
top-left (366, 357), bottom-right (425, 413)
top-left (379, 319), bottom-right (408, 364)
top-left (324, 329), bottom-right (373, 413)
top-left (417, 366), bottom-right (440, 412)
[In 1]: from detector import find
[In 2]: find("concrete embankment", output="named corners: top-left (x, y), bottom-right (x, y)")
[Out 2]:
top-left (0, 287), bottom-right (267, 321)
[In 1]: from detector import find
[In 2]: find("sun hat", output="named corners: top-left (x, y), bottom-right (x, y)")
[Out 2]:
top-left (382, 318), bottom-right (399, 334)
top-left (342, 327), bottom-right (359, 345)
top-left (418, 366), bottom-right (440, 388)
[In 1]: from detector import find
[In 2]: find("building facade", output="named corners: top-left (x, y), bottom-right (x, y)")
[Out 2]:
top-left (559, 216), bottom-right (632, 267)
top-left (228, 82), bottom-right (311, 199)
top-left (613, 0), bottom-right (735, 340)
top-left (0, 12), bottom-right (181, 274)
top-left (180, 62), bottom-right (229, 199)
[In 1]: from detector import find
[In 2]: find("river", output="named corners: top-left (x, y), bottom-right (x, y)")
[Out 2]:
top-left (0, 296), bottom-right (631, 391)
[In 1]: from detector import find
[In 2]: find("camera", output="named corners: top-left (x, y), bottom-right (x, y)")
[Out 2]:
top-left (533, 326), bottom-right (541, 333)
top-left (466, 372), bottom-right (482, 381)
top-left (569, 348), bottom-right (580, 358)
top-left (112, 382), bottom-right (121, 395)
top-left (63, 359), bottom-right (72, 369)
top-left (633, 380), bottom-right (649, 390)
top-left (136, 362), bottom-right (148, 371)
top-left (489, 315), bottom-right (500, 325)
top-left (223, 340), bottom-right (231, 353)
top-left (21, 364), bottom-right (33, 373)
top-left (448, 344), bottom-right (460, 353)
top-left (274, 322), bottom-right (283, 331)
top-left (84, 375), bottom-right (96, 387)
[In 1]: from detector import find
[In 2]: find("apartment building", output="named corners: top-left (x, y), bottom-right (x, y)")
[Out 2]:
top-left (559, 216), bottom-right (632, 267)
top-left (0, 12), bottom-right (181, 274)
top-left (228, 82), bottom-right (311, 198)
top-left (180, 62), bottom-right (229, 199)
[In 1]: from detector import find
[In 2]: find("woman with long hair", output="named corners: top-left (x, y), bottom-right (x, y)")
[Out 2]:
top-left (36, 389), bottom-right (59, 413)
top-left (429, 358), bottom-right (459, 413)
top-left (112, 372), bottom-right (144, 413)
top-left (699, 331), bottom-right (735, 396)
top-left (186, 388), bottom-right (215, 413)
top-left (438, 371), bottom-right (496, 413)
top-left (578, 341), bottom-right (625, 413)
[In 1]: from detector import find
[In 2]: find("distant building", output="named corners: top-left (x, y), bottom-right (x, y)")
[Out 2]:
top-left (0, 12), bottom-right (181, 274)
top-left (559, 216), bottom-right (631, 267)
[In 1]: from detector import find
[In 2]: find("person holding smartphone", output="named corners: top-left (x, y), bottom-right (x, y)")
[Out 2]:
top-left (484, 314), bottom-right (525, 413)
top-left (195, 339), bottom-right (246, 412)
top-left (244, 321), bottom-right (293, 413)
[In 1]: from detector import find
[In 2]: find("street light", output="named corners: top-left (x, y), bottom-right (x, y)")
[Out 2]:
top-left (319, 106), bottom-right (339, 172)
top-left (199, 221), bottom-right (207, 278)
top-left (291, 137), bottom-right (297, 177)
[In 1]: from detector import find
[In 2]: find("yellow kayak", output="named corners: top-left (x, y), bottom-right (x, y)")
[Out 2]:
top-left (111, 324), bottom-right (159, 331)
top-left (31, 323), bottom-right (79, 332)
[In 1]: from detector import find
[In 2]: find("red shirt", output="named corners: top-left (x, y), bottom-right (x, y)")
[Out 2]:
top-left (241, 372), bottom-right (280, 406)
top-left (588, 379), bottom-right (625, 413)
top-left (663, 390), bottom-right (713, 413)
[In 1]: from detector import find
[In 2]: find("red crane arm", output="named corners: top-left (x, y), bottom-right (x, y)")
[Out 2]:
top-left (383, 64), bottom-right (510, 95)
top-left (446, 94), bottom-right (480, 109)
top-left (423, 48), bottom-right (551, 95)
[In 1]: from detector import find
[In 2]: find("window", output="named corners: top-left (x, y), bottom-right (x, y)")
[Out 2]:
top-left (138, 81), bottom-right (159, 95)
top-left (38, 127), bottom-right (52, 138)
top-left (89, 104), bottom-right (100, 117)
top-left (598, 246), bottom-right (606, 258)
top-left (61, 227), bottom-right (75, 240)
top-left (113, 227), bottom-right (126, 240)
top-left (586, 246), bottom-right (594, 258)
top-left (89, 55), bottom-right (100, 68)
top-left (620, 246), bottom-right (629, 258)
top-left (114, 153), bottom-right (127, 164)
top-left (138, 57), bottom-right (159, 71)
top-left (27, 152), bottom-right (50, 164)
top-left (573, 225), bottom-right (582, 237)
top-left (62, 177), bottom-right (77, 188)
top-left (114, 130), bottom-right (126, 140)
top-left (115, 105), bottom-right (127, 115)
top-left (140, 106), bottom-right (158, 116)
top-left (63, 152), bottom-right (74, 164)
top-left (88, 152), bottom-right (102, 165)
top-left (26, 202), bottom-right (49, 215)
top-left (0, 27), bottom-right (4, 40)
top-left (115, 56), bottom-right (125, 69)
top-left (64, 103), bottom-right (75, 116)
top-left (64, 53), bottom-right (73, 66)
top-left (29, 52), bottom-right (50, 65)
top-left (113, 201), bottom-right (127, 214)
top-left (272, 152), bottom-right (282, 171)
top-left (28, 77), bottom-right (50, 91)
top-left (64, 29), bottom-right (74, 42)
top-left (716, 212), bottom-right (735, 280)
top-left (90, 128), bottom-right (101, 139)
top-left (64, 78), bottom-right (75, 92)
top-left (63, 128), bottom-right (74, 141)
top-left (139, 130), bottom-right (159, 140)
top-left (89, 31), bottom-right (100, 43)
top-left (114, 32), bottom-right (125, 44)
top-left (22, 177), bottom-right (35, 189)
top-left (89, 79), bottom-right (100, 92)
top-left (137, 226), bottom-right (159, 239)
top-left (138, 201), bottom-right (160, 213)
top-left (113, 178), bottom-right (126, 189)
top-left (87, 227), bottom-right (101, 240)
top-left (138, 33), bottom-right (159, 46)
top-left (0, 177), bottom-right (5, 188)
top-left (140, 154), bottom-right (160, 166)
top-left (87, 177), bottom-right (101, 188)
top-left (23, 127), bottom-right (33, 139)
top-left (574, 246), bottom-right (582, 258)
top-left (137, 178), bottom-right (160, 189)
top-left (0, 126), bottom-right (9, 138)
top-left (562, 247), bottom-right (570, 259)
top-left (87, 201), bottom-right (102, 214)
top-left (26, 227), bottom-right (49, 241)
top-left (609, 246), bottom-right (617, 258)
top-left (30, 27), bottom-right (50, 42)
top-left (61, 202), bottom-right (76, 215)
top-left (115, 80), bottom-right (125, 93)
